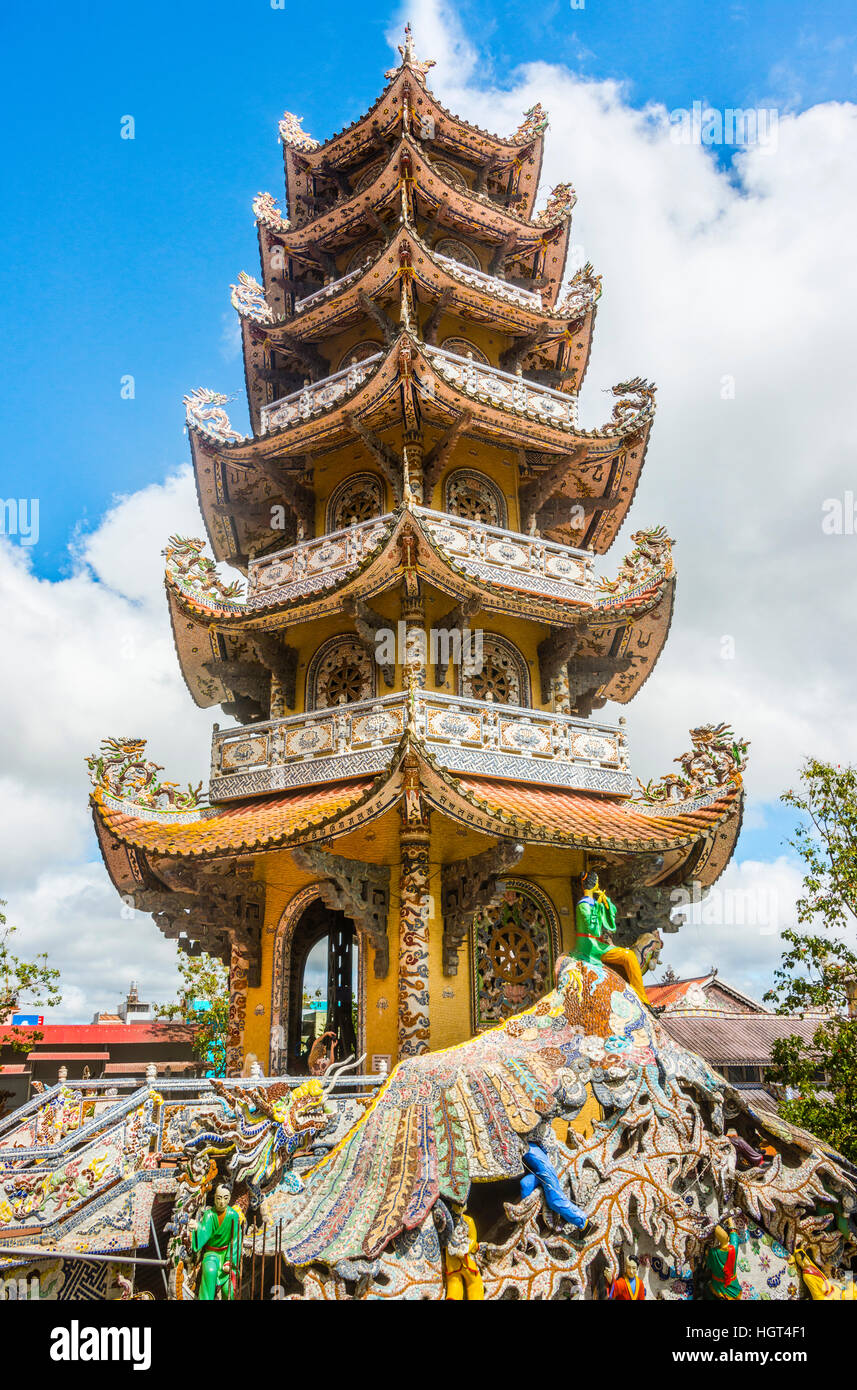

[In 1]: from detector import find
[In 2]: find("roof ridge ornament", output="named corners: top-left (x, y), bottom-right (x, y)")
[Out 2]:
top-left (385, 23), bottom-right (436, 86)
top-left (636, 723), bottom-right (750, 804)
top-left (558, 261), bottom-right (603, 315)
top-left (230, 271), bottom-right (274, 324)
top-left (596, 525), bottom-right (674, 597)
top-left (513, 103), bottom-right (550, 143)
top-left (278, 112), bottom-right (320, 151)
top-left (183, 388), bottom-right (247, 444)
top-left (86, 737), bottom-right (205, 811)
top-left (163, 534), bottom-right (245, 605)
top-left (535, 181), bottom-right (577, 225)
top-left (606, 375), bottom-right (657, 432)
top-left (252, 191), bottom-right (290, 234)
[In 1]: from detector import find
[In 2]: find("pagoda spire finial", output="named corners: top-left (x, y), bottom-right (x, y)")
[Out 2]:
top-left (386, 22), bottom-right (436, 85)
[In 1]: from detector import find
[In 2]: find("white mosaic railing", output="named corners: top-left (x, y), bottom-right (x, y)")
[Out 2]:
top-left (209, 691), bottom-right (630, 801)
top-left (425, 345), bottom-right (579, 429)
top-left (434, 251), bottom-right (543, 309)
top-left (294, 265), bottom-right (364, 313)
top-left (414, 508), bottom-right (596, 596)
top-left (247, 515), bottom-right (394, 607)
top-left (244, 509), bottom-right (597, 609)
top-left (260, 353), bottom-right (383, 434)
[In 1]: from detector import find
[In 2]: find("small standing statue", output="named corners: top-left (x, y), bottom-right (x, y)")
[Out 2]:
top-left (188, 1179), bottom-right (245, 1301)
top-left (608, 1254), bottom-right (646, 1300)
top-left (705, 1217), bottom-right (743, 1300)
top-left (793, 1246), bottom-right (856, 1300)
top-left (573, 871), bottom-right (654, 1008)
top-left (444, 1202), bottom-right (485, 1301)
top-left (308, 1030), bottom-right (337, 1077)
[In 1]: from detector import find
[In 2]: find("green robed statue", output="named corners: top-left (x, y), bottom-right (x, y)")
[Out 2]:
top-left (573, 870), bottom-right (654, 1009)
top-left (189, 1179), bottom-right (245, 1300)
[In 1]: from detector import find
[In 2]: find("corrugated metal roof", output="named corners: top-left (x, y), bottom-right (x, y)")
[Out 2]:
top-left (661, 1013), bottom-right (820, 1064)
top-left (730, 1083), bottom-right (781, 1114)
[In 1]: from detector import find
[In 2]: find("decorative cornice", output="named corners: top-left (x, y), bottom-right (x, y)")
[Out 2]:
top-left (278, 112), bottom-right (320, 151)
top-left (183, 389), bottom-right (247, 444)
top-left (86, 738), bottom-right (205, 813)
top-left (230, 271), bottom-right (274, 324)
top-left (635, 724), bottom-right (750, 806)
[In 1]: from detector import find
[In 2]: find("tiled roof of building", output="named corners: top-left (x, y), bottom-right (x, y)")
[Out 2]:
top-left (27, 1051), bottom-right (110, 1061)
top-left (647, 976), bottom-right (712, 1008)
top-left (661, 1013), bottom-right (820, 1065)
top-left (8, 1024), bottom-right (195, 1046)
top-left (103, 1060), bottom-right (198, 1075)
top-left (455, 777), bottom-right (739, 849)
top-left (93, 779), bottom-right (376, 857)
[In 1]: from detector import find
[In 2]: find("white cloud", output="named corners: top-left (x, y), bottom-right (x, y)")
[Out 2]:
top-left (656, 856), bottom-right (804, 1000)
top-left (7, 867), bottom-right (181, 1024)
top-left (1, 466), bottom-right (218, 1017)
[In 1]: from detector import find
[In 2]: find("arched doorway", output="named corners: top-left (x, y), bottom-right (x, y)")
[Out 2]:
top-left (271, 893), bottom-right (360, 1074)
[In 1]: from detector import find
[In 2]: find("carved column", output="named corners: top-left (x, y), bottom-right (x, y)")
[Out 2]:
top-left (402, 587), bottom-right (426, 691)
top-left (402, 429), bottom-right (424, 505)
top-left (225, 936), bottom-right (251, 1077)
top-left (397, 759), bottom-right (431, 1058)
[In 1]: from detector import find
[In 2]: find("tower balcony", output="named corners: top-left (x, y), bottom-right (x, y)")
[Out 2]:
top-left (208, 690), bottom-right (630, 803)
top-left (259, 352), bottom-right (384, 434)
top-left (432, 251), bottom-right (543, 309)
top-left (256, 343), bottom-right (579, 439)
top-left (425, 344), bottom-right (579, 429)
top-left (246, 507), bottom-right (597, 610)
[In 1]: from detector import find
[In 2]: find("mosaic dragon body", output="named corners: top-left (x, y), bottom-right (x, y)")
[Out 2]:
top-left (244, 958), bottom-right (857, 1299)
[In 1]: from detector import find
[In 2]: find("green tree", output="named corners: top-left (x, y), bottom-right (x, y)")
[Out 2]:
top-left (0, 901), bottom-right (62, 1063)
top-left (156, 949), bottom-right (230, 1078)
top-left (764, 760), bottom-right (857, 1160)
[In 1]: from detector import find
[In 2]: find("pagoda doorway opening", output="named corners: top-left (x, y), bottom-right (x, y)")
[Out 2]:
top-left (280, 897), bottom-right (359, 1075)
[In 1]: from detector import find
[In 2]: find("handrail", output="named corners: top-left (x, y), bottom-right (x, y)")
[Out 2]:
top-left (259, 353), bottom-right (383, 433)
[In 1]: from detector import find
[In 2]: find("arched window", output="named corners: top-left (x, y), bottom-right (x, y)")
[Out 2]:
top-left (439, 336), bottom-right (489, 363)
top-left (471, 879), bottom-right (560, 1031)
top-left (444, 468), bottom-right (507, 527)
top-left (434, 236), bottom-right (480, 269)
top-left (346, 239), bottom-right (384, 274)
top-left (326, 473), bottom-right (385, 531)
top-left (339, 340), bottom-right (383, 370)
top-left (306, 634), bottom-right (376, 711)
top-left (430, 158), bottom-right (468, 190)
top-left (460, 632), bottom-right (530, 707)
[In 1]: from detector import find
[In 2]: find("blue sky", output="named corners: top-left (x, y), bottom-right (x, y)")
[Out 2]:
top-left (2, 0), bottom-right (856, 1015)
top-left (2, 0), bottom-right (855, 576)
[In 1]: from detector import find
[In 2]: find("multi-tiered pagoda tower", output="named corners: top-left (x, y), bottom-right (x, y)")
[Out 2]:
top-left (90, 30), bottom-right (745, 1081)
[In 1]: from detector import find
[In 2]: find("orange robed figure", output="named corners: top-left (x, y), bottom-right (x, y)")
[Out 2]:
top-left (608, 1255), bottom-right (645, 1299)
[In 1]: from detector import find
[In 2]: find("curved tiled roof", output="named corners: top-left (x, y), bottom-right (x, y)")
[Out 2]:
top-left (448, 775), bottom-right (742, 851)
top-left (92, 779), bottom-right (378, 859)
